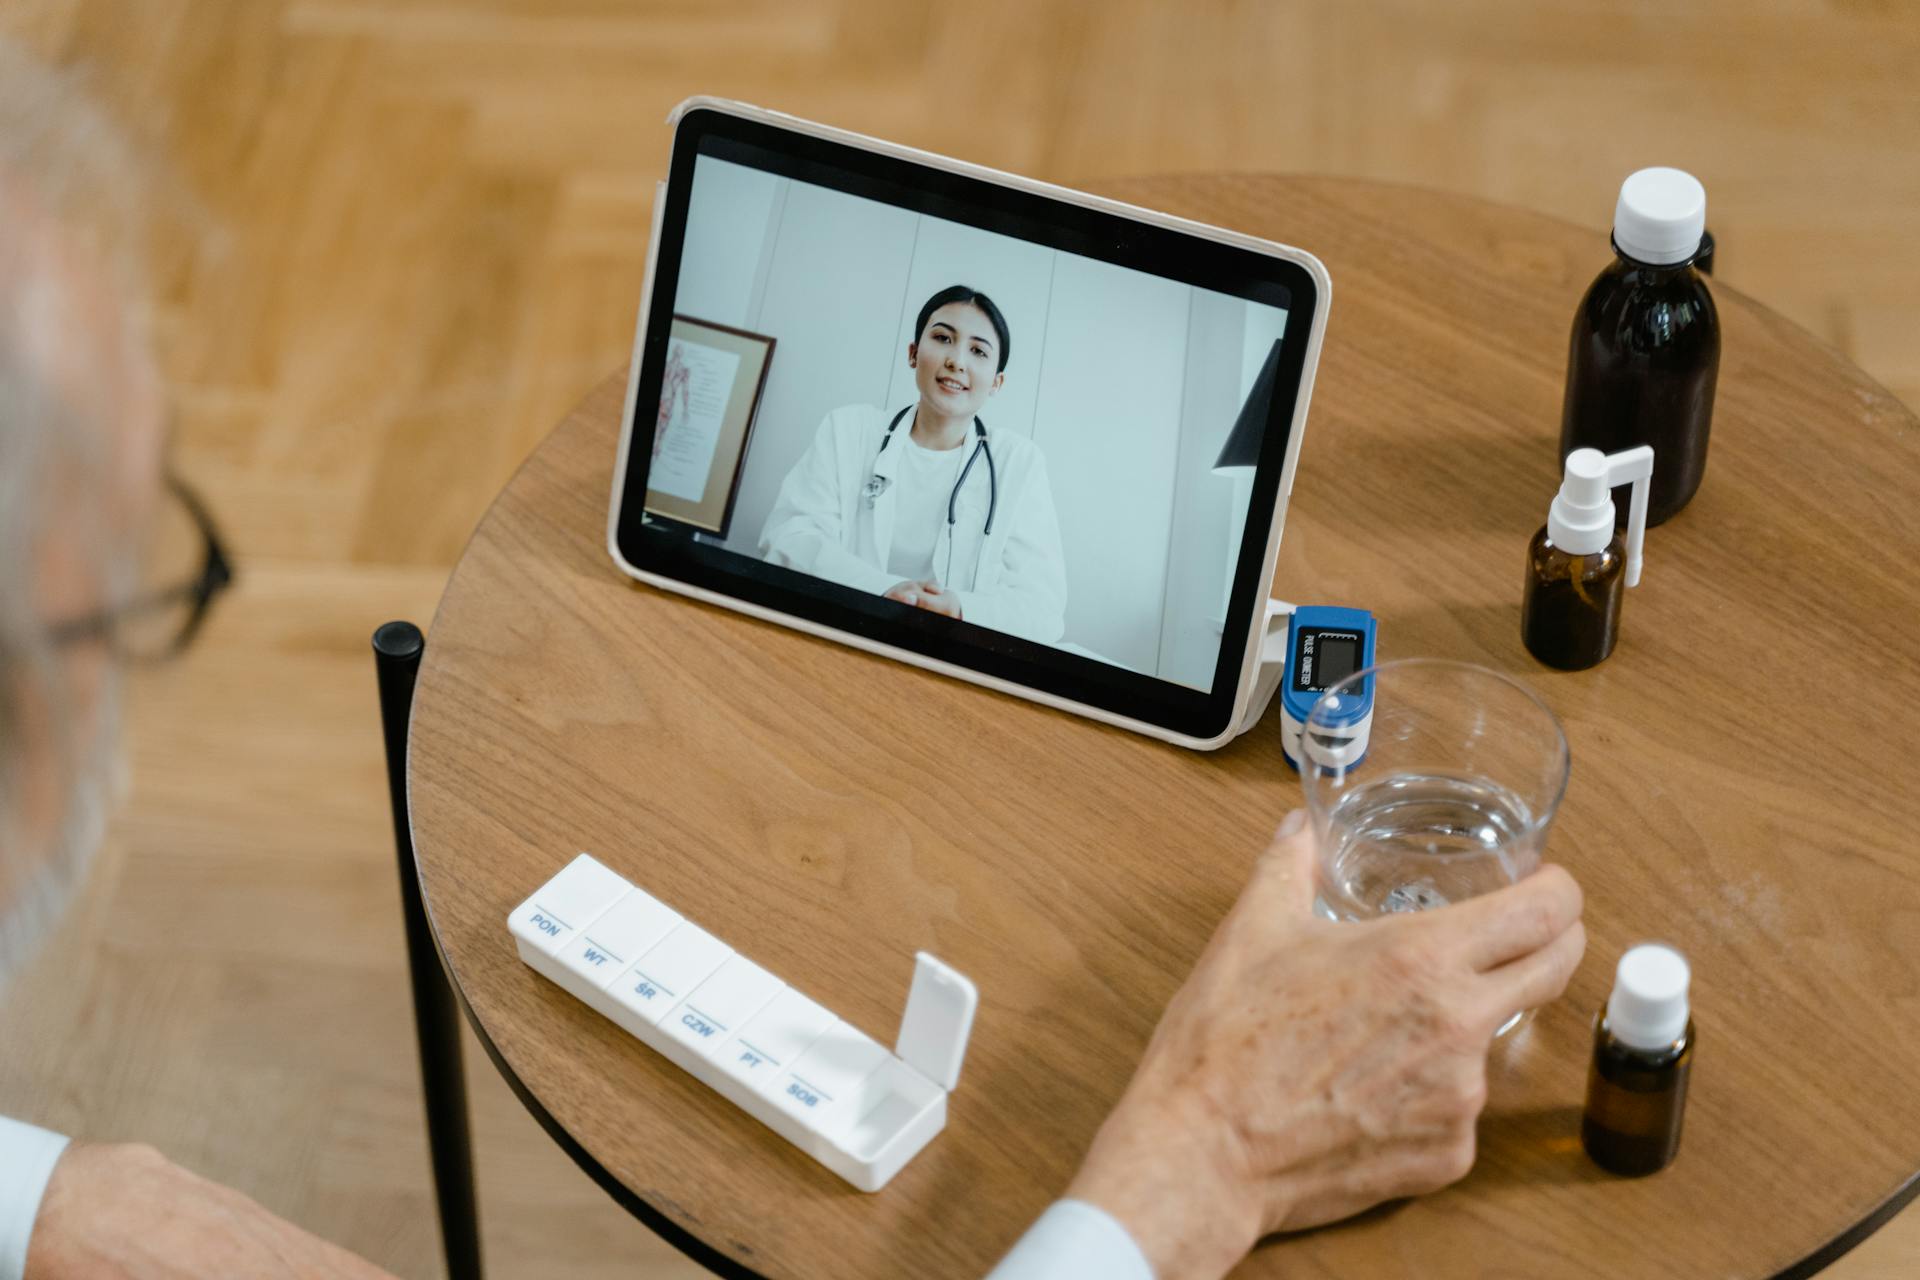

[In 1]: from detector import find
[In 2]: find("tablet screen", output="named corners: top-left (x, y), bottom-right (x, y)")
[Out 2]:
top-left (615, 108), bottom-right (1320, 741)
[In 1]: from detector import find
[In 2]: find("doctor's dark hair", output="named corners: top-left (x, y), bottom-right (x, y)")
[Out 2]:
top-left (914, 285), bottom-right (1011, 373)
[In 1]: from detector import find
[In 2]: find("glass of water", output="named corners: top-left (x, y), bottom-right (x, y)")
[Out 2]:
top-left (1300, 659), bottom-right (1569, 925)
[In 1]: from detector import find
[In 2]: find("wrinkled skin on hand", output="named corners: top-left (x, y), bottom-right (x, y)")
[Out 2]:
top-left (1067, 811), bottom-right (1586, 1280)
top-left (27, 1142), bottom-right (400, 1280)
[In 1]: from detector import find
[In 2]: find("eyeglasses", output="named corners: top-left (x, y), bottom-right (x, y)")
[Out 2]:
top-left (48, 471), bottom-right (234, 661)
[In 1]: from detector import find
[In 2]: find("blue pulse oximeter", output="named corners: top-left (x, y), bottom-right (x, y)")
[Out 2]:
top-left (1279, 605), bottom-right (1377, 770)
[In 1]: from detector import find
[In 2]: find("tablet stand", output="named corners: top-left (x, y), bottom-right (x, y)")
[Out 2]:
top-left (1236, 597), bottom-right (1296, 737)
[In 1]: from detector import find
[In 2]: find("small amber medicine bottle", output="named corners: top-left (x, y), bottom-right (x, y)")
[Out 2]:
top-left (1582, 943), bottom-right (1693, 1176)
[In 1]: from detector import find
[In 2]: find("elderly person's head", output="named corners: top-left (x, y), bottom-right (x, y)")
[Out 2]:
top-left (0, 37), bottom-right (170, 985)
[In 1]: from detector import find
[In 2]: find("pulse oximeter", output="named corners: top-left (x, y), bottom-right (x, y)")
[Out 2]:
top-left (1279, 605), bottom-right (1377, 770)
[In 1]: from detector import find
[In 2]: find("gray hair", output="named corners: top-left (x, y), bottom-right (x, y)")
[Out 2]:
top-left (0, 35), bottom-right (151, 980)
top-left (0, 29), bottom-right (151, 604)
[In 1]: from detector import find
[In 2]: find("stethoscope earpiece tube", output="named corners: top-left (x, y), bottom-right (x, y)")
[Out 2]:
top-left (980, 437), bottom-right (997, 536)
top-left (949, 439), bottom-right (996, 531)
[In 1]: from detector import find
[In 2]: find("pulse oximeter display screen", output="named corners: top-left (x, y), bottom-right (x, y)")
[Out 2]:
top-left (1293, 628), bottom-right (1365, 693)
top-left (1314, 637), bottom-right (1361, 690)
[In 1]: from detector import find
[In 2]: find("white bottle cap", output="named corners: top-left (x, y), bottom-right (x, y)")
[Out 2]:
top-left (1605, 943), bottom-right (1691, 1051)
top-left (1547, 449), bottom-right (1615, 556)
top-left (1613, 168), bottom-right (1707, 266)
top-left (1546, 445), bottom-right (1654, 586)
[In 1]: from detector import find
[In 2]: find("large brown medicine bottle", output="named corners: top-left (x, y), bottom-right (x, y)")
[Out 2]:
top-left (1560, 168), bottom-right (1719, 527)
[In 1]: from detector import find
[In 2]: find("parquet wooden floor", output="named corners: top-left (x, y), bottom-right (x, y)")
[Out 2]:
top-left (1, 2), bottom-right (1915, 1276)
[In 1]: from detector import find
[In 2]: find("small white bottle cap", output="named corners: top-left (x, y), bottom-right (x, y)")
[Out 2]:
top-left (1546, 445), bottom-right (1653, 584)
top-left (1606, 943), bottom-right (1691, 1051)
top-left (1547, 449), bottom-right (1615, 556)
top-left (1613, 168), bottom-right (1707, 266)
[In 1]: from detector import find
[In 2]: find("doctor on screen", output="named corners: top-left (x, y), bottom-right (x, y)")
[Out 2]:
top-left (759, 285), bottom-right (1067, 644)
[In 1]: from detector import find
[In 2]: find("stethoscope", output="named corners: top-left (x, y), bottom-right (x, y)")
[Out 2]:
top-left (862, 403), bottom-right (999, 539)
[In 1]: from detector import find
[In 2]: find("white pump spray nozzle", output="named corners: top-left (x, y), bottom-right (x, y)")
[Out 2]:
top-left (1547, 446), bottom-right (1655, 587)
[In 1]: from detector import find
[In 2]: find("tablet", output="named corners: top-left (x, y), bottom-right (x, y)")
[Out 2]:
top-left (608, 98), bottom-right (1329, 750)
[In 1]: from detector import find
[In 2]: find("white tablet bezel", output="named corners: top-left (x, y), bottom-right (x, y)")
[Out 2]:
top-left (607, 96), bottom-right (1329, 751)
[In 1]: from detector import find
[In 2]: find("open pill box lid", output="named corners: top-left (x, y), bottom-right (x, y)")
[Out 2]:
top-left (896, 953), bottom-right (978, 1092)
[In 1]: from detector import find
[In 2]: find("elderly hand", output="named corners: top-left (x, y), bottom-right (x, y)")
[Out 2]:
top-left (1066, 810), bottom-right (1586, 1280)
top-left (26, 1142), bottom-right (400, 1280)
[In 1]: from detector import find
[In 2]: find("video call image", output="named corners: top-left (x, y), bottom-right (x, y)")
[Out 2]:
top-left (644, 153), bottom-right (1290, 692)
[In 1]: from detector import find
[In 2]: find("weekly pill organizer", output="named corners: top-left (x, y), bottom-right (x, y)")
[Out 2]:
top-left (508, 853), bottom-right (979, 1191)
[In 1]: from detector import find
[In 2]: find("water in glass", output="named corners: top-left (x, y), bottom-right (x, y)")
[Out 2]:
top-left (1314, 771), bottom-right (1537, 922)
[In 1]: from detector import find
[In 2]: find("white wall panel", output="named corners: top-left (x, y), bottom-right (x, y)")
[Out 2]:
top-left (675, 157), bottom-right (784, 329)
top-left (1031, 256), bottom-right (1190, 671)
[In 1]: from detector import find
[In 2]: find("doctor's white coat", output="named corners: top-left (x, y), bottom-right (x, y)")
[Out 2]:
top-left (759, 404), bottom-right (1068, 644)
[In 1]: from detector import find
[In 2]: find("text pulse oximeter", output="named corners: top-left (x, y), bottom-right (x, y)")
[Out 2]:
top-left (1279, 606), bottom-right (1377, 770)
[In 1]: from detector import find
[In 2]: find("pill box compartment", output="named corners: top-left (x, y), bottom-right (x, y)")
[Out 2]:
top-left (842, 1058), bottom-right (948, 1191)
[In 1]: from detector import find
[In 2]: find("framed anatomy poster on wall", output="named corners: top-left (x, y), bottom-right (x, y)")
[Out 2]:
top-left (643, 315), bottom-right (776, 538)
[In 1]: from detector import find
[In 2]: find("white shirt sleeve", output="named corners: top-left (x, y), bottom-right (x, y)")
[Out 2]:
top-left (759, 410), bottom-right (899, 597)
top-left (0, 1115), bottom-right (69, 1280)
top-left (985, 1199), bottom-right (1154, 1280)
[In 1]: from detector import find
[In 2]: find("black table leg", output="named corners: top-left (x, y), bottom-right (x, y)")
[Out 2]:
top-left (373, 621), bottom-right (484, 1280)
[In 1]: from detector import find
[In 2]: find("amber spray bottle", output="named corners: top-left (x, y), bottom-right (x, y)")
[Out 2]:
top-left (1582, 944), bottom-right (1693, 1176)
top-left (1522, 446), bottom-right (1654, 670)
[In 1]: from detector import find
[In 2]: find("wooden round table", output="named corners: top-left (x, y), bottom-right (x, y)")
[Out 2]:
top-left (408, 175), bottom-right (1920, 1278)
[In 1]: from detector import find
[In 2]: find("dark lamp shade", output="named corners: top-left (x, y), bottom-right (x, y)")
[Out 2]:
top-left (1213, 339), bottom-right (1282, 473)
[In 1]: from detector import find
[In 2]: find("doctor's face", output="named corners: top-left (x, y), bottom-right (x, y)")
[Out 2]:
top-left (910, 302), bottom-right (1003, 420)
